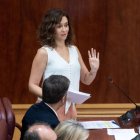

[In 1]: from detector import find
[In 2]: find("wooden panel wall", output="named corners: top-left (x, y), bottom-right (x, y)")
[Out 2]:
top-left (0, 0), bottom-right (140, 104)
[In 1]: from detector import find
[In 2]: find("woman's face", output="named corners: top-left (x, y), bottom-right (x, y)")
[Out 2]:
top-left (55, 16), bottom-right (69, 42)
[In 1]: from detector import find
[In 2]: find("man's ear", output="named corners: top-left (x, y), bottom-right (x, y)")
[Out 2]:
top-left (62, 95), bottom-right (66, 104)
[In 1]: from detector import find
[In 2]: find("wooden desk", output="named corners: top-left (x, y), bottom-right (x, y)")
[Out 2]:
top-left (89, 129), bottom-right (114, 140)
top-left (79, 117), bottom-right (139, 140)
top-left (13, 103), bottom-right (140, 139)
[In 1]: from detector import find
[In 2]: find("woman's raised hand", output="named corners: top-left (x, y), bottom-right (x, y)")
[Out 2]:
top-left (88, 48), bottom-right (100, 74)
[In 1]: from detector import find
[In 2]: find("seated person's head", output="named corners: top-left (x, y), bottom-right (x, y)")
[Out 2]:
top-left (42, 75), bottom-right (70, 105)
top-left (23, 122), bottom-right (57, 140)
top-left (55, 120), bottom-right (89, 140)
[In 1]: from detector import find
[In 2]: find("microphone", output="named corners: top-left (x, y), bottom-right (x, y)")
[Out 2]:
top-left (108, 76), bottom-right (140, 128)
top-left (108, 77), bottom-right (138, 107)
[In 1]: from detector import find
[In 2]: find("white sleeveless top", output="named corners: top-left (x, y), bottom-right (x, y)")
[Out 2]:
top-left (42, 45), bottom-right (81, 91)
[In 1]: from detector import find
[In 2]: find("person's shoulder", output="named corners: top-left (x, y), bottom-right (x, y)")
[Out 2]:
top-left (69, 45), bottom-right (80, 53)
top-left (25, 102), bottom-right (44, 115)
top-left (69, 45), bottom-right (78, 50)
top-left (69, 44), bottom-right (76, 48)
top-left (36, 46), bottom-right (49, 56)
top-left (22, 104), bottom-right (39, 123)
top-left (71, 44), bottom-right (80, 49)
top-left (39, 45), bottom-right (54, 53)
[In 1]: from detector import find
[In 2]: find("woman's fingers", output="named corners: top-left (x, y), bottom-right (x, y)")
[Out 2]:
top-left (88, 50), bottom-right (91, 58)
top-left (88, 48), bottom-right (99, 58)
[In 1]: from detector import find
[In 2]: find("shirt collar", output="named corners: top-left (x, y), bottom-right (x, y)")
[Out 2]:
top-left (44, 102), bottom-right (58, 117)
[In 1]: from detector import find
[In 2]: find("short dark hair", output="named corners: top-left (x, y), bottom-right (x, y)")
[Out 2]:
top-left (42, 75), bottom-right (70, 104)
top-left (37, 8), bottom-right (74, 47)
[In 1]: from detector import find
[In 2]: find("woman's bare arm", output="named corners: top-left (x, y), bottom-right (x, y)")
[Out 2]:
top-left (28, 48), bottom-right (48, 97)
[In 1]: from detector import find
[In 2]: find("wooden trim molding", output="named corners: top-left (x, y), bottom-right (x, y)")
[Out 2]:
top-left (76, 103), bottom-right (138, 118)
top-left (12, 103), bottom-right (139, 119)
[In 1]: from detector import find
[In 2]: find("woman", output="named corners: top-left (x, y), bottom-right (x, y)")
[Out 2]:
top-left (29, 9), bottom-right (99, 121)
top-left (55, 120), bottom-right (89, 140)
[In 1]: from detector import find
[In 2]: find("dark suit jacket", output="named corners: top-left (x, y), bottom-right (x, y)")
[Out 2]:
top-left (20, 101), bottom-right (60, 140)
top-left (132, 135), bottom-right (140, 140)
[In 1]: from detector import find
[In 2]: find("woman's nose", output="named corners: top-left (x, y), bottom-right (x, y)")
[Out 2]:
top-left (62, 26), bottom-right (66, 31)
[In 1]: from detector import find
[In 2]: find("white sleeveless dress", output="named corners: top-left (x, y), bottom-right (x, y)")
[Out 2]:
top-left (41, 45), bottom-right (81, 121)
top-left (42, 45), bottom-right (81, 91)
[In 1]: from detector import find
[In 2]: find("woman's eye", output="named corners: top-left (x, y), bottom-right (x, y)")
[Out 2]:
top-left (56, 23), bottom-right (68, 28)
top-left (57, 25), bottom-right (61, 28)
top-left (56, 24), bottom-right (61, 28)
top-left (65, 24), bottom-right (68, 27)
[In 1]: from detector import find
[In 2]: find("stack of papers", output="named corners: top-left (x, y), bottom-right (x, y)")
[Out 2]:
top-left (80, 120), bottom-right (120, 129)
top-left (107, 129), bottom-right (138, 140)
top-left (65, 90), bottom-right (91, 114)
top-left (67, 90), bottom-right (91, 104)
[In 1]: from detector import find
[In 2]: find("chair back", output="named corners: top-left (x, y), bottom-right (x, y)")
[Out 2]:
top-left (2, 97), bottom-right (15, 140)
top-left (0, 98), bottom-right (8, 140)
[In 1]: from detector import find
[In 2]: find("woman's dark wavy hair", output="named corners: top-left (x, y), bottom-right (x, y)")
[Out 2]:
top-left (37, 9), bottom-right (74, 47)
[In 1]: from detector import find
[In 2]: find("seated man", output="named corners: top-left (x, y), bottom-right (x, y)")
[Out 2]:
top-left (20, 75), bottom-right (70, 140)
top-left (23, 122), bottom-right (57, 140)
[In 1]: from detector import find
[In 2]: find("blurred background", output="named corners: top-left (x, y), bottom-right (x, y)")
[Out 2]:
top-left (0, 0), bottom-right (140, 104)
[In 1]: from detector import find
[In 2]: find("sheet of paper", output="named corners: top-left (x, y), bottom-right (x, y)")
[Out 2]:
top-left (65, 100), bottom-right (71, 114)
top-left (67, 90), bottom-right (91, 104)
top-left (80, 120), bottom-right (120, 129)
top-left (107, 129), bottom-right (138, 140)
top-left (65, 90), bottom-right (91, 114)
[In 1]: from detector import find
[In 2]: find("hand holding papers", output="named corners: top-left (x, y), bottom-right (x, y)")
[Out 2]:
top-left (67, 90), bottom-right (91, 104)
top-left (65, 90), bottom-right (91, 114)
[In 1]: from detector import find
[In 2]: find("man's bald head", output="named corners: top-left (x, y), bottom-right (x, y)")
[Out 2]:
top-left (24, 123), bottom-right (57, 140)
